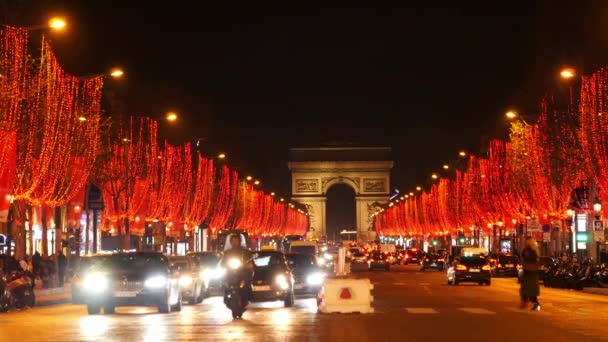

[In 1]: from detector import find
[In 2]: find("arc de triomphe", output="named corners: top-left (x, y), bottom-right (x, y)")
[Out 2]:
top-left (288, 147), bottom-right (393, 241)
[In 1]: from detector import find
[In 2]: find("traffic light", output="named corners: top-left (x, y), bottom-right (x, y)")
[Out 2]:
top-left (432, 240), bottom-right (438, 246)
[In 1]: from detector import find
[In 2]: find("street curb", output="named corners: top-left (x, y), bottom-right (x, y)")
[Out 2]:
top-left (582, 287), bottom-right (608, 296)
top-left (36, 296), bottom-right (71, 307)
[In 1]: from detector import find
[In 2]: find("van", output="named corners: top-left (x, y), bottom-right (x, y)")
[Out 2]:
top-left (289, 241), bottom-right (318, 255)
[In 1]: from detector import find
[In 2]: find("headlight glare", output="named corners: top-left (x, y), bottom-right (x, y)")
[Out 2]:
top-left (145, 275), bottom-right (167, 288)
top-left (82, 272), bottom-right (107, 292)
top-left (306, 272), bottom-right (325, 285)
top-left (227, 258), bottom-right (242, 270)
top-left (179, 275), bottom-right (193, 287)
top-left (275, 274), bottom-right (290, 290)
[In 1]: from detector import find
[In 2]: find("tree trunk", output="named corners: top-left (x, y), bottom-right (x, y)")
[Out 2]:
top-left (41, 207), bottom-right (48, 256)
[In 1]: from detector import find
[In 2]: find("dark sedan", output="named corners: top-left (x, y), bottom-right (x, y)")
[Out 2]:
top-left (286, 253), bottom-right (325, 295)
top-left (251, 251), bottom-right (295, 307)
top-left (421, 253), bottom-right (446, 271)
top-left (447, 255), bottom-right (492, 286)
top-left (490, 254), bottom-right (519, 277)
top-left (80, 252), bottom-right (182, 314)
top-left (369, 252), bottom-right (390, 271)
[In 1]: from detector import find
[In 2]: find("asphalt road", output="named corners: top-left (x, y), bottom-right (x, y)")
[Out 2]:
top-left (1, 265), bottom-right (608, 341)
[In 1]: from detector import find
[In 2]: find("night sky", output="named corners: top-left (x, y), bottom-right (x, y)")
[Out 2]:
top-left (3, 1), bottom-right (608, 203)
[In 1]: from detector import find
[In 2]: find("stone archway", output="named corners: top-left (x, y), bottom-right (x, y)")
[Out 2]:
top-left (288, 147), bottom-right (393, 241)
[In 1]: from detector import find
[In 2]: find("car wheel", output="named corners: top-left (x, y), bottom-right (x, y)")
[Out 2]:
top-left (478, 281), bottom-right (483, 286)
top-left (158, 296), bottom-right (172, 313)
top-left (284, 290), bottom-right (295, 307)
top-left (486, 280), bottom-right (491, 286)
top-left (87, 303), bottom-right (101, 315)
top-left (104, 304), bottom-right (115, 314)
top-left (447, 279), bottom-right (452, 286)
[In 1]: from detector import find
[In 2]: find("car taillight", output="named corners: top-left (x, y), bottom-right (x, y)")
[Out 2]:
top-left (482, 265), bottom-right (491, 271)
top-left (438, 258), bottom-right (444, 262)
top-left (456, 265), bottom-right (467, 271)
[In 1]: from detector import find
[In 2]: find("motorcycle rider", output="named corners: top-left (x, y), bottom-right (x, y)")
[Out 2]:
top-left (221, 233), bottom-right (254, 302)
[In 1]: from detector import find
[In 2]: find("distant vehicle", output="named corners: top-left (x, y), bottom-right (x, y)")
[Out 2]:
top-left (350, 251), bottom-right (369, 272)
top-left (489, 253), bottom-right (519, 277)
top-left (289, 241), bottom-right (318, 255)
top-left (421, 253), bottom-right (446, 271)
top-left (80, 252), bottom-right (182, 314)
top-left (251, 251), bottom-right (295, 307)
top-left (379, 243), bottom-right (396, 254)
top-left (447, 255), bottom-right (491, 286)
top-left (282, 235), bottom-right (304, 252)
top-left (285, 253), bottom-right (325, 295)
top-left (187, 252), bottom-right (223, 293)
top-left (368, 252), bottom-right (390, 271)
top-left (169, 256), bottom-right (206, 304)
top-left (405, 248), bottom-right (423, 265)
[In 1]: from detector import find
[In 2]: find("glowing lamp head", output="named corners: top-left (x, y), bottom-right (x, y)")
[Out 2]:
top-left (416, 186), bottom-right (422, 191)
top-left (560, 68), bottom-right (576, 80)
top-left (48, 17), bottom-right (67, 31)
top-left (110, 68), bottom-right (124, 78)
top-left (217, 153), bottom-right (226, 159)
top-left (431, 174), bottom-right (438, 180)
top-left (505, 110), bottom-right (518, 119)
top-left (594, 202), bottom-right (602, 213)
top-left (459, 151), bottom-right (467, 157)
top-left (165, 112), bottom-right (178, 122)
top-left (566, 209), bottom-right (574, 217)
top-left (443, 164), bottom-right (449, 170)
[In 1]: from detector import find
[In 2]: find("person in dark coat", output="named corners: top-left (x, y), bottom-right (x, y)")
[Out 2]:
top-left (32, 252), bottom-right (42, 276)
top-left (520, 237), bottom-right (541, 311)
top-left (57, 251), bottom-right (67, 287)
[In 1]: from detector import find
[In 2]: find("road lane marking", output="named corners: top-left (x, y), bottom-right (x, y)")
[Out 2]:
top-left (418, 282), bottom-right (431, 286)
top-left (394, 282), bottom-right (407, 286)
top-left (405, 307), bottom-right (438, 314)
top-left (458, 308), bottom-right (496, 315)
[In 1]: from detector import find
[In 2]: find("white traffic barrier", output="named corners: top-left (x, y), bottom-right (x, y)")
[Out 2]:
top-left (317, 277), bottom-right (374, 314)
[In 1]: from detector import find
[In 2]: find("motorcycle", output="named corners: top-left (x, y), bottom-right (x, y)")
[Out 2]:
top-left (5, 270), bottom-right (35, 309)
top-left (222, 257), bottom-right (251, 319)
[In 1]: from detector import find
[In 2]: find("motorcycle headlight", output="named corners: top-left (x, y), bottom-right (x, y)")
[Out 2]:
top-left (227, 258), bottom-right (242, 270)
top-left (275, 274), bottom-right (290, 290)
top-left (306, 272), bottom-right (325, 285)
top-left (179, 275), bottom-right (193, 287)
top-left (145, 275), bottom-right (167, 289)
top-left (82, 272), bottom-right (107, 293)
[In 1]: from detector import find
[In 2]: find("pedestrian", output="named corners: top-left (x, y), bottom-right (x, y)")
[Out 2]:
top-left (57, 251), bottom-right (67, 287)
top-left (32, 251), bottom-right (42, 276)
top-left (520, 237), bottom-right (541, 311)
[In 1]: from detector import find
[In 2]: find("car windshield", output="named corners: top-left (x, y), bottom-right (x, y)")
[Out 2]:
top-left (353, 252), bottom-right (366, 257)
top-left (459, 256), bottom-right (487, 266)
top-left (372, 253), bottom-right (387, 260)
top-left (170, 259), bottom-right (191, 271)
top-left (102, 253), bottom-right (167, 270)
top-left (254, 253), bottom-right (283, 268)
top-left (291, 246), bottom-right (316, 255)
top-left (286, 254), bottom-right (316, 267)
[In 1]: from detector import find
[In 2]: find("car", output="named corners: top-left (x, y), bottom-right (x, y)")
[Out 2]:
top-left (489, 253), bottom-right (519, 277)
top-left (285, 253), bottom-right (325, 295)
top-left (71, 254), bottom-right (110, 304)
top-left (188, 252), bottom-right (223, 293)
top-left (80, 252), bottom-right (182, 314)
top-left (405, 249), bottom-right (423, 265)
top-left (447, 255), bottom-right (492, 286)
top-left (251, 251), bottom-right (295, 307)
top-left (169, 256), bottom-right (206, 304)
top-left (368, 252), bottom-right (390, 271)
top-left (421, 253), bottom-right (446, 271)
top-left (350, 251), bottom-right (369, 272)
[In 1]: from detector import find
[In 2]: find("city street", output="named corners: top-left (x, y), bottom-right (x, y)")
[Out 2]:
top-left (1, 265), bottom-right (607, 341)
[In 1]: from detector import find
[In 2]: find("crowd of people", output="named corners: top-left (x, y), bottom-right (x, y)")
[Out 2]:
top-left (0, 251), bottom-right (68, 288)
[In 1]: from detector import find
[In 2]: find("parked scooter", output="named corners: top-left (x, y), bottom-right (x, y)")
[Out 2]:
top-left (0, 274), bottom-right (12, 312)
top-left (4, 270), bottom-right (35, 309)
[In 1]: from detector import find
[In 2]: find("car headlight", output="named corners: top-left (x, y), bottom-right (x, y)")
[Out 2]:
top-left (82, 272), bottom-right (107, 292)
top-left (317, 258), bottom-right (326, 265)
top-left (306, 272), bottom-right (325, 285)
top-left (275, 274), bottom-right (290, 290)
top-left (179, 275), bottom-right (193, 287)
top-left (324, 253), bottom-right (333, 260)
top-left (145, 275), bottom-right (167, 289)
top-left (227, 258), bottom-right (242, 270)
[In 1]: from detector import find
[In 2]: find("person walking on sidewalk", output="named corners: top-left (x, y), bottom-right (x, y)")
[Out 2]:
top-left (57, 251), bottom-right (67, 287)
top-left (520, 237), bottom-right (541, 311)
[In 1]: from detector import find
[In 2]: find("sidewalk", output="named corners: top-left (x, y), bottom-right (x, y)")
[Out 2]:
top-left (35, 284), bottom-right (72, 306)
top-left (582, 287), bottom-right (608, 296)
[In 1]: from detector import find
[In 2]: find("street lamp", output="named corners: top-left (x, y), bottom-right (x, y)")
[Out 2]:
top-left (254, 180), bottom-right (261, 186)
top-left (442, 164), bottom-right (449, 170)
top-left (109, 68), bottom-right (125, 78)
top-left (594, 200), bottom-right (602, 213)
top-left (270, 192), bottom-right (275, 196)
top-left (505, 110), bottom-right (518, 119)
top-left (459, 151), bottom-right (467, 157)
top-left (217, 153), bottom-right (226, 159)
top-left (416, 186), bottom-right (422, 191)
top-left (431, 173), bottom-right (438, 180)
top-left (246, 176), bottom-right (253, 181)
top-left (48, 17), bottom-right (67, 31)
top-left (560, 67), bottom-right (576, 80)
top-left (165, 112), bottom-right (178, 122)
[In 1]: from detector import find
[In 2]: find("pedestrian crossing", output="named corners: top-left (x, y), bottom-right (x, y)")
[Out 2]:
top-left (403, 307), bottom-right (547, 315)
